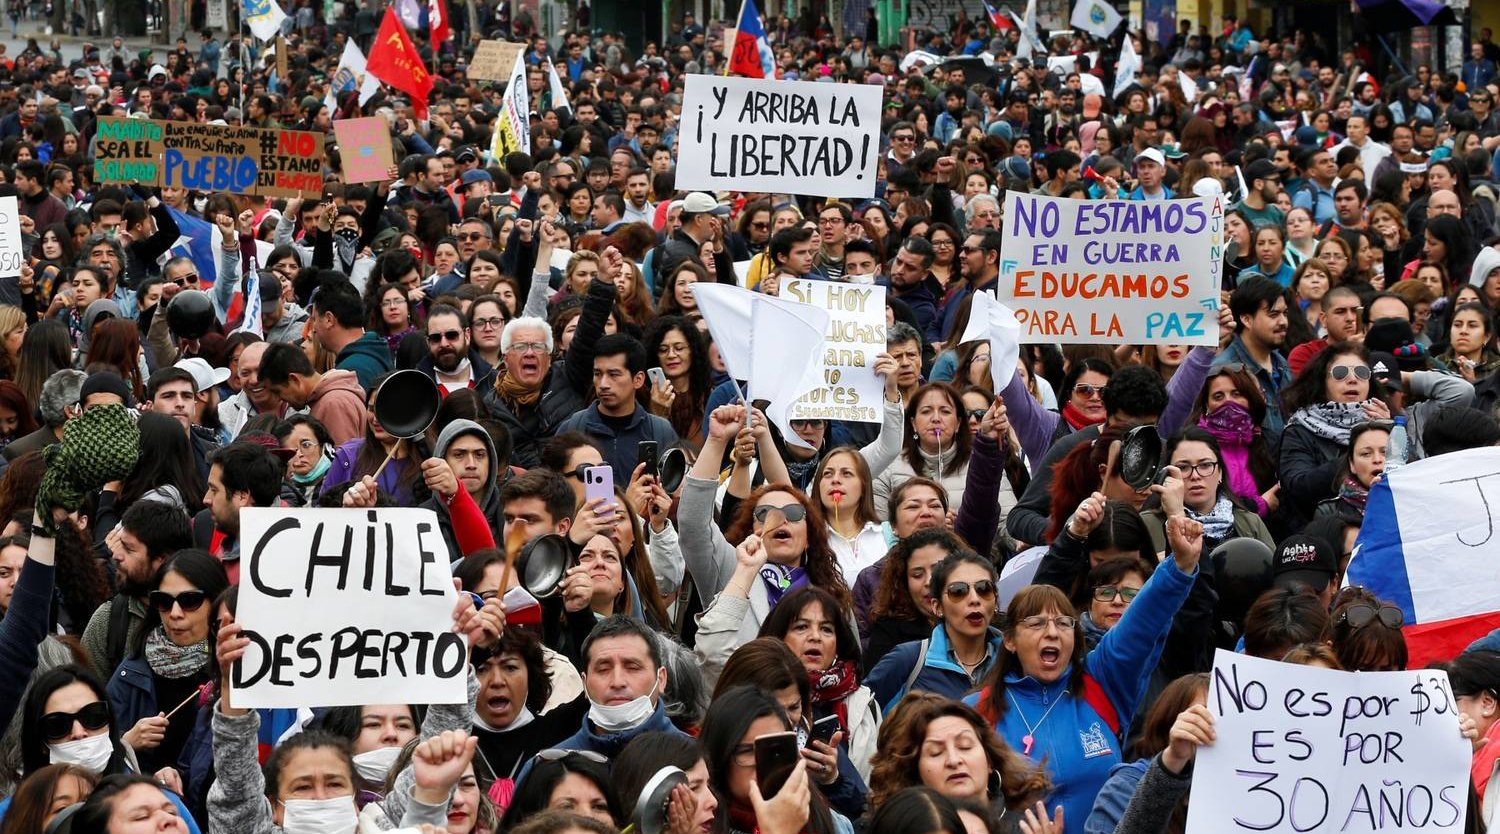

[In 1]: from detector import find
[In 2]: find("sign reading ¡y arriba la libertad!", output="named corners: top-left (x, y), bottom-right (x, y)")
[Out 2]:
top-left (231, 508), bottom-right (466, 708)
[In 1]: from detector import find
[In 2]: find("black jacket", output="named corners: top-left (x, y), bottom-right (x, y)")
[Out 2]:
top-left (653, 228), bottom-right (736, 292)
top-left (416, 349), bottom-right (498, 394)
top-left (1277, 421), bottom-right (1343, 525)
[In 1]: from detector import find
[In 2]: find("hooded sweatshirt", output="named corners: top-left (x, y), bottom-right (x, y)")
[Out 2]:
top-left (307, 369), bottom-right (367, 445)
top-left (422, 418), bottom-right (502, 558)
top-left (1471, 246), bottom-right (1500, 290)
top-left (335, 330), bottom-right (395, 393)
top-left (75, 298), bottom-right (123, 357)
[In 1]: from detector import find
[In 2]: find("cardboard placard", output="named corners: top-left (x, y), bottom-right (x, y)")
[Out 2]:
top-left (469, 39), bottom-right (526, 81)
top-left (677, 74), bottom-right (882, 198)
top-left (333, 117), bottom-right (395, 183)
top-left (1185, 651), bottom-right (1470, 834)
top-left (783, 278), bottom-right (885, 423)
top-left (276, 34), bottom-right (289, 80)
top-left (995, 191), bottom-right (1224, 345)
top-left (231, 508), bottom-right (467, 708)
top-left (93, 118), bottom-right (325, 197)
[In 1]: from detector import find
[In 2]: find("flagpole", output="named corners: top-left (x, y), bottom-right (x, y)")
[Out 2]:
top-left (724, 0), bottom-right (746, 76)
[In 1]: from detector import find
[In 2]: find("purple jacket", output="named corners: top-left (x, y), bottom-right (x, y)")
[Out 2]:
top-left (318, 438), bottom-right (417, 505)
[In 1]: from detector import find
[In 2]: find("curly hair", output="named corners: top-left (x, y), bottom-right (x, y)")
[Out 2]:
top-left (723, 482), bottom-right (851, 612)
top-left (870, 528), bottom-right (967, 622)
top-left (868, 692), bottom-right (1048, 811)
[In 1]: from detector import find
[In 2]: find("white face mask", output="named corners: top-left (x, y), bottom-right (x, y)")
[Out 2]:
top-left (351, 746), bottom-right (401, 784)
top-left (280, 796), bottom-right (357, 834)
top-left (587, 679), bottom-right (660, 734)
top-left (48, 733), bottom-right (113, 774)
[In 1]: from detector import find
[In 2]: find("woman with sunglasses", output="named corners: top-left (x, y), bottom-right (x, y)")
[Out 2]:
top-left (866, 552), bottom-right (1004, 711)
top-left (105, 550), bottom-right (228, 776)
top-left (966, 514), bottom-right (1202, 834)
top-left (863, 528), bottom-right (966, 674)
top-left (1278, 342), bottom-right (1391, 523)
top-left (497, 749), bottom-right (622, 830)
top-left (1322, 587), bottom-right (1408, 672)
top-left (1314, 420), bottom-right (1390, 521)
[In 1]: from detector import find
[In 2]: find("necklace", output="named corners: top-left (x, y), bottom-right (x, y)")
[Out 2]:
top-left (1007, 691), bottom-right (1062, 757)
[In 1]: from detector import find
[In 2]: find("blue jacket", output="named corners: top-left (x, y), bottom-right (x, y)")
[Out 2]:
top-left (962, 556), bottom-right (1196, 834)
top-left (106, 654), bottom-right (159, 733)
top-left (865, 622), bottom-right (1003, 713)
top-left (1084, 759), bottom-right (1148, 834)
top-left (556, 402), bottom-right (679, 484)
top-left (1214, 336), bottom-right (1290, 435)
top-left (1125, 185), bottom-right (1175, 200)
top-left (555, 701), bottom-right (689, 760)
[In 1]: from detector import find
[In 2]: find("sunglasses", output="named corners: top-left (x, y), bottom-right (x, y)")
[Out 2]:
top-left (533, 748), bottom-right (608, 765)
top-left (1329, 365), bottom-right (1371, 381)
top-left (967, 408), bottom-right (987, 421)
top-left (42, 702), bottom-right (110, 741)
top-left (458, 232), bottom-right (488, 241)
top-left (149, 589), bottom-right (208, 613)
top-left (1340, 603), bottom-right (1403, 629)
top-left (428, 330), bottom-right (464, 344)
top-left (753, 503), bottom-right (807, 524)
top-left (1093, 585), bottom-right (1140, 602)
top-left (945, 580), bottom-right (996, 601)
top-left (1073, 383), bottom-right (1104, 398)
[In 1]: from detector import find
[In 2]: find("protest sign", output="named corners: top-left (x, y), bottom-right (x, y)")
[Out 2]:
top-left (995, 191), bottom-right (1223, 345)
top-left (490, 47), bottom-right (530, 161)
top-left (231, 508), bottom-right (466, 708)
top-left (276, 35), bottom-right (289, 80)
top-left (469, 39), bottom-right (526, 81)
top-left (0, 197), bottom-right (21, 278)
top-left (1184, 651), bottom-right (1470, 834)
top-left (1347, 447), bottom-right (1500, 666)
top-left (333, 118), bottom-right (395, 183)
top-left (206, 0), bottom-right (227, 28)
top-left (93, 119), bottom-right (325, 197)
top-left (677, 75), bottom-right (882, 198)
top-left (783, 278), bottom-right (885, 423)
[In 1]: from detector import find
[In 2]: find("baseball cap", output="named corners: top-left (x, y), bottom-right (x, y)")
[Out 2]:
top-left (148, 64), bottom-right (167, 80)
top-left (1245, 158), bottom-right (1279, 182)
top-left (175, 357), bottom-right (231, 393)
top-left (1135, 148), bottom-right (1166, 168)
top-left (72, 68), bottom-right (89, 80)
top-left (455, 146), bottom-right (479, 164)
top-left (259, 271), bottom-right (285, 302)
top-left (680, 192), bottom-right (730, 215)
top-left (1366, 350), bottom-right (1404, 388)
top-left (1081, 93), bottom-right (1102, 119)
top-left (1271, 534), bottom-right (1337, 592)
top-left (461, 169), bottom-right (493, 186)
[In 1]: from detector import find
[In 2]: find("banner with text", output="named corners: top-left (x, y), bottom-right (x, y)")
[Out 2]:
top-left (1185, 651), bottom-right (1469, 834)
top-left (93, 116), bottom-right (325, 197)
top-left (0, 196), bottom-right (22, 278)
top-left (469, 39), bottom-right (526, 81)
top-left (783, 278), bottom-right (885, 423)
top-left (677, 75), bottom-right (881, 197)
top-left (231, 508), bottom-right (466, 708)
top-left (996, 192), bottom-right (1223, 344)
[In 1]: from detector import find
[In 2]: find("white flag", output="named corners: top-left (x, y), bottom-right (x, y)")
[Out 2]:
top-left (1070, 0), bottom-right (1121, 39)
top-left (243, 0), bottom-right (287, 41)
top-left (323, 39), bottom-right (381, 115)
top-left (957, 290), bottom-right (1021, 393)
top-left (545, 61), bottom-right (571, 117)
top-left (1113, 33), bottom-right (1140, 98)
top-left (1014, 0), bottom-right (1041, 60)
top-left (692, 283), bottom-right (753, 383)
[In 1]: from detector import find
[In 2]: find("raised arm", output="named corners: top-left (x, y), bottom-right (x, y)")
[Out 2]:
top-left (856, 354), bottom-right (904, 478)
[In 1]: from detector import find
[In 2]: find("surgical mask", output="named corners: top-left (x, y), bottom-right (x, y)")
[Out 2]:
top-left (280, 796), bottom-right (357, 834)
top-left (192, 196), bottom-right (208, 213)
top-left (351, 746), bottom-right (401, 784)
top-left (587, 680), bottom-right (659, 734)
top-left (48, 734), bottom-right (113, 774)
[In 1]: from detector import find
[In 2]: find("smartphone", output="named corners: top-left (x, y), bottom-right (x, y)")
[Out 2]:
top-left (582, 465), bottom-right (616, 521)
top-left (638, 440), bottom-right (659, 482)
top-left (753, 732), bottom-right (800, 798)
top-left (647, 367), bottom-right (668, 388)
top-left (809, 715), bottom-right (841, 746)
top-left (486, 194), bottom-right (506, 206)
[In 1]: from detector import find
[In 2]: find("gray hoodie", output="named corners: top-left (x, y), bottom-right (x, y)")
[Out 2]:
top-left (423, 418), bottom-right (503, 557)
top-left (76, 298), bottom-right (122, 359)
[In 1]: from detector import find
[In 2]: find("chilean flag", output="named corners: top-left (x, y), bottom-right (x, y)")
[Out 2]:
top-left (728, 0), bottom-right (775, 79)
top-left (1345, 447), bottom-right (1500, 667)
top-left (428, 0), bottom-right (450, 49)
top-left (983, 0), bottom-right (1015, 29)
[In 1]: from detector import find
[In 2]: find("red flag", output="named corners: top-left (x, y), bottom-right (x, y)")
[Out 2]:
top-left (428, 0), bottom-right (450, 50)
top-left (366, 7), bottom-right (433, 119)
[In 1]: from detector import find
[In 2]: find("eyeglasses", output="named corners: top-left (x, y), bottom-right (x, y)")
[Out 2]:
top-left (945, 580), bottom-right (996, 601)
top-left (930, 239), bottom-right (954, 248)
top-left (42, 702), bottom-right (110, 741)
top-left (960, 245), bottom-right (987, 255)
top-left (428, 330), bottom-right (464, 344)
top-left (381, 299), bottom-right (407, 309)
top-left (1093, 586), bottom-right (1140, 603)
top-left (818, 217), bottom-right (845, 226)
top-left (1339, 603), bottom-right (1404, 630)
top-left (1173, 461), bottom-right (1220, 479)
top-left (458, 232), bottom-right (489, 242)
top-left (292, 439), bottom-right (319, 451)
top-left (507, 341), bottom-right (548, 355)
top-left (892, 134), bottom-right (915, 142)
top-left (473, 316), bottom-right (505, 330)
top-left (750, 221), bottom-right (769, 229)
top-left (149, 589), bottom-right (208, 613)
top-left (1073, 383), bottom-right (1104, 399)
top-left (1329, 365), bottom-right (1372, 381)
top-left (753, 503), bottom-right (807, 524)
top-left (1018, 615), bottom-right (1078, 631)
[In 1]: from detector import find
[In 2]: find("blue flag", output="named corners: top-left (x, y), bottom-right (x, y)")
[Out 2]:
top-left (165, 207), bottom-right (221, 287)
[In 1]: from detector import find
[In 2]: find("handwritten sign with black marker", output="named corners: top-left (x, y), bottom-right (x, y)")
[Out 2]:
top-left (677, 75), bottom-right (881, 198)
top-left (1184, 651), bottom-right (1470, 834)
top-left (231, 508), bottom-right (467, 708)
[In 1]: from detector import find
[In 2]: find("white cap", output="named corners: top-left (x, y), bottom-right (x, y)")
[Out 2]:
top-left (1135, 148), bottom-right (1166, 168)
top-left (174, 357), bottom-right (230, 393)
top-left (1191, 177), bottom-right (1224, 197)
top-left (147, 64), bottom-right (167, 79)
top-left (680, 192), bottom-right (730, 215)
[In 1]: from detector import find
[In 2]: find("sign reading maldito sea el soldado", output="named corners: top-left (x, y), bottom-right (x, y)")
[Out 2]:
top-left (995, 191), bottom-right (1224, 345)
top-left (676, 74), bottom-right (882, 198)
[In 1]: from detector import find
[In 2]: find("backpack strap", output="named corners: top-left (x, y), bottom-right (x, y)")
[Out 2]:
top-left (901, 639), bottom-right (930, 700)
top-left (1081, 674), bottom-right (1121, 737)
top-left (105, 595), bottom-right (130, 675)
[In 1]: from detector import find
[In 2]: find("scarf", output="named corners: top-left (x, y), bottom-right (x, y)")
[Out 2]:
top-left (1289, 401), bottom-right (1371, 444)
top-left (729, 803), bottom-right (767, 834)
top-left (291, 454), bottom-right (332, 485)
top-left (1187, 496), bottom-right (1236, 542)
top-left (1199, 401), bottom-right (1257, 446)
top-left (1061, 401), bottom-right (1103, 431)
top-left (495, 371), bottom-right (542, 408)
top-left (1338, 475), bottom-right (1370, 512)
top-left (759, 563), bottom-right (808, 609)
top-left (810, 661), bottom-right (858, 730)
top-left (144, 626), bottom-right (211, 679)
